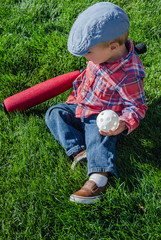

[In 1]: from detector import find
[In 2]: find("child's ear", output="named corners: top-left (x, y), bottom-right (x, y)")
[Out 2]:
top-left (110, 42), bottom-right (119, 51)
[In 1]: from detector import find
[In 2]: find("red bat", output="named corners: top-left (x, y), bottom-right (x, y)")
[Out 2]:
top-left (3, 70), bottom-right (83, 112)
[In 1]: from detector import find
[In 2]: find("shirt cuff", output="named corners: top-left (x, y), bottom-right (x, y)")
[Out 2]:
top-left (119, 116), bottom-right (139, 135)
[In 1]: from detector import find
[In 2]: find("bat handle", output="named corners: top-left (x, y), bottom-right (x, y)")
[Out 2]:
top-left (134, 43), bottom-right (147, 54)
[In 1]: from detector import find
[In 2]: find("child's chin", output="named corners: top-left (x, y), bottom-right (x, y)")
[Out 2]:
top-left (92, 61), bottom-right (101, 64)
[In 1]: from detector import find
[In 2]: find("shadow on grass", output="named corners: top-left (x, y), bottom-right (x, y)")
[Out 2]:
top-left (116, 97), bottom-right (161, 188)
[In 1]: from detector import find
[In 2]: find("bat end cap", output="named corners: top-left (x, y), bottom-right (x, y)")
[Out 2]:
top-left (2, 102), bottom-right (8, 113)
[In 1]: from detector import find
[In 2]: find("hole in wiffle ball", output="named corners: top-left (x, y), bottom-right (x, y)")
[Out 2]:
top-left (100, 118), bottom-right (104, 122)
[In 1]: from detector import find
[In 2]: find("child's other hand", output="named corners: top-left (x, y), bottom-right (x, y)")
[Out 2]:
top-left (99, 121), bottom-right (127, 136)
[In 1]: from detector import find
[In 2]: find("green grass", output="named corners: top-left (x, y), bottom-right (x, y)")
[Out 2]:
top-left (0, 0), bottom-right (161, 239)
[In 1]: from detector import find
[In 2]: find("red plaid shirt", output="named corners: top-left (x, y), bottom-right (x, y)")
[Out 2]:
top-left (66, 39), bottom-right (147, 134)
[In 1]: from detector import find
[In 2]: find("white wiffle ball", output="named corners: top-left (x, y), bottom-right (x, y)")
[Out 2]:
top-left (96, 110), bottom-right (119, 132)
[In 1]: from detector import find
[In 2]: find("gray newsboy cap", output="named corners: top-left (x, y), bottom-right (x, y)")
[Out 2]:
top-left (68, 2), bottom-right (129, 56)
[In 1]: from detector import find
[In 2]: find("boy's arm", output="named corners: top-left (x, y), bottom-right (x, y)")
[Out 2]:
top-left (118, 76), bottom-right (147, 134)
top-left (66, 69), bottom-right (86, 103)
top-left (100, 76), bottom-right (147, 136)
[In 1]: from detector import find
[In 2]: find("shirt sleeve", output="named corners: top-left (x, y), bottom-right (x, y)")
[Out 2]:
top-left (66, 69), bottom-right (86, 104)
top-left (118, 76), bottom-right (147, 134)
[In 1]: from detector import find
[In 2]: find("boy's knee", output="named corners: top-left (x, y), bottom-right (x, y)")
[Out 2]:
top-left (45, 107), bottom-right (52, 126)
top-left (45, 103), bottom-right (69, 124)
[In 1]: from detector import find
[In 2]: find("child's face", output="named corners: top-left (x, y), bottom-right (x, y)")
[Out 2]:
top-left (84, 43), bottom-right (115, 64)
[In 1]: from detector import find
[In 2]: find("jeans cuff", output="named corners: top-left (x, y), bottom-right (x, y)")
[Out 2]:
top-left (88, 167), bottom-right (118, 178)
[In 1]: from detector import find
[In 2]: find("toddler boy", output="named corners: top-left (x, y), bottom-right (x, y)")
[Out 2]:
top-left (45, 2), bottom-right (147, 204)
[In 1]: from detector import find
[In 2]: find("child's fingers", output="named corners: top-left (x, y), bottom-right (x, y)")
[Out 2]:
top-left (99, 121), bottom-right (127, 136)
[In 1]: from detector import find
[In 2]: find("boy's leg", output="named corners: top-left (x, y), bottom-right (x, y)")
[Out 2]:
top-left (70, 115), bottom-right (119, 204)
top-left (85, 115), bottom-right (118, 178)
top-left (45, 103), bottom-right (86, 157)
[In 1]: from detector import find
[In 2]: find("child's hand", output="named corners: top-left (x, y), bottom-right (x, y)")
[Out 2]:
top-left (99, 120), bottom-right (127, 136)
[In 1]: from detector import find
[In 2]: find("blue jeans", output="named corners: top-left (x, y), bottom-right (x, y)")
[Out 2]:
top-left (45, 103), bottom-right (119, 177)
